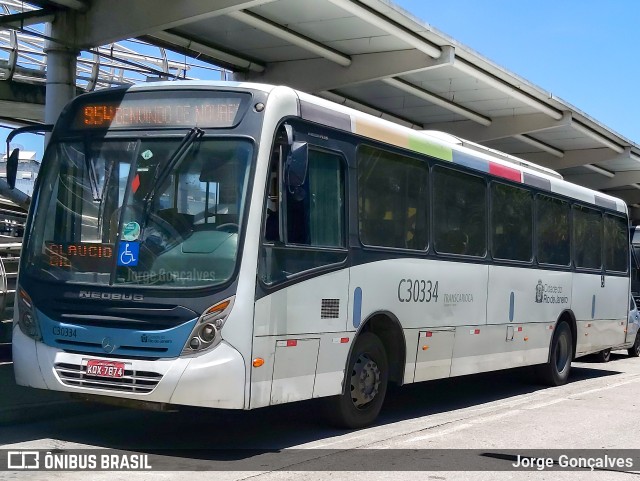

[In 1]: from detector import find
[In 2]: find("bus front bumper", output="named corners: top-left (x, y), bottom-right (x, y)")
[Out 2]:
top-left (12, 325), bottom-right (246, 409)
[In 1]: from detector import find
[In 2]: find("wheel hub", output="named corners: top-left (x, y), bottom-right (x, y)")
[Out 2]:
top-left (350, 354), bottom-right (381, 408)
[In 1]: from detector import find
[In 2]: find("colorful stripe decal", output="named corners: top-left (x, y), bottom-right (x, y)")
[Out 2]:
top-left (452, 151), bottom-right (489, 173)
top-left (354, 117), bottom-right (453, 162)
top-left (352, 117), bottom-right (539, 185)
top-left (489, 162), bottom-right (522, 182)
top-left (407, 133), bottom-right (453, 161)
top-left (523, 172), bottom-right (551, 191)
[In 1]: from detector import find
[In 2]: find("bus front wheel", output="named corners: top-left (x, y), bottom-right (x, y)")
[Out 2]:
top-left (326, 332), bottom-right (388, 429)
top-left (535, 321), bottom-right (573, 386)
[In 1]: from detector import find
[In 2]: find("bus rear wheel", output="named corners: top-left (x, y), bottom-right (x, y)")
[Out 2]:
top-left (628, 334), bottom-right (640, 357)
top-left (326, 332), bottom-right (388, 429)
top-left (596, 348), bottom-right (611, 363)
top-left (535, 321), bottom-right (573, 386)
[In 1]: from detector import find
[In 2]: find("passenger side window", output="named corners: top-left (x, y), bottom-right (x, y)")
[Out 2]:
top-left (491, 183), bottom-right (533, 262)
top-left (259, 130), bottom-right (347, 285)
top-left (536, 195), bottom-right (570, 266)
top-left (357, 145), bottom-right (428, 250)
top-left (287, 149), bottom-right (345, 247)
top-left (573, 205), bottom-right (602, 269)
top-left (433, 167), bottom-right (486, 256)
top-left (604, 214), bottom-right (628, 273)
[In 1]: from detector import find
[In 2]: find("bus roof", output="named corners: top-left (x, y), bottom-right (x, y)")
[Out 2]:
top-left (86, 81), bottom-right (628, 215)
top-left (294, 88), bottom-right (627, 215)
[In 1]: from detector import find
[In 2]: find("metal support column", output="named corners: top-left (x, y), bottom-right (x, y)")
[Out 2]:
top-left (44, 14), bottom-right (78, 132)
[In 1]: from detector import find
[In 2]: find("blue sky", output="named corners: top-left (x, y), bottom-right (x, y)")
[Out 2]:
top-left (394, 0), bottom-right (639, 142)
top-left (5, 1), bottom-right (639, 159)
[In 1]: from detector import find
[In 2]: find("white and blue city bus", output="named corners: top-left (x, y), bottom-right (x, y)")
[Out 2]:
top-left (13, 82), bottom-right (630, 428)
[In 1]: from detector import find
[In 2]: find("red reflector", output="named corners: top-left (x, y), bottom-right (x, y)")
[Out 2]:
top-left (340, 337), bottom-right (349, 343)
top-left (425, 331), bottom-right (433, 337)
top-left (474, 329), bottom-right (480, 335)
top-left (286, 340), bottom-right (297, 347)
top-left (517, 327), bottom-right (523, 332)
top-left (489, 162), bottom-right (521, 182)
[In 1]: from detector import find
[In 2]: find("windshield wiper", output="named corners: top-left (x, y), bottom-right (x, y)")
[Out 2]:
top-left (143, 127), bottom-right (204, 207)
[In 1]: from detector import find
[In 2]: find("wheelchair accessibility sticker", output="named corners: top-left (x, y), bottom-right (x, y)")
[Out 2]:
top-left (117, 242), bottom-right (139, 266)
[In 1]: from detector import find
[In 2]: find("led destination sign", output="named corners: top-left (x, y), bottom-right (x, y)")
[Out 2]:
top-left (73, 93), bottom-right (249, 129)
top-left (46, 242), bottom-right (114, 271)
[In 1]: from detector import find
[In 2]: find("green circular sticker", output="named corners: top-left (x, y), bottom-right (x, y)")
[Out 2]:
top-left (122, 221), bottom-right (141, 241)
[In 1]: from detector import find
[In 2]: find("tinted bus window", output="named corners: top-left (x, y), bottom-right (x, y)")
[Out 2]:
top-left (287, 149), bottom-right (346, 247)
top-left (358, 145), bottom-right (428, 250)
top-left (604, 214), bottom-right (628, 273)
top-left (433, 167), bottom-right (486, 256)
top-left (573, 205), bottom-right (602, 269)
top-left (536, 195), bottom-right (570, 265)
top-left (491, 183), bottom-right (533, 261)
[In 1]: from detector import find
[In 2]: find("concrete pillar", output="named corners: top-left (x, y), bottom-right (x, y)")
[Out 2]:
top-left (44, 15), bottom-right (78, 134)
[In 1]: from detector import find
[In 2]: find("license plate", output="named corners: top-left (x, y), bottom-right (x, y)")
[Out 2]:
top-left (86, 360), bottom-right (125, 378)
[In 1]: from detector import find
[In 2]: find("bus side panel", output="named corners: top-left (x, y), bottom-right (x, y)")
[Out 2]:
top-left (445, 265), bottom-right (568, 377)
top-left (249, 331), bottom-right (352, 408)
top-left (486, 266), bottom-right (572, 325)
top-left (348, 258), bottom-right (488, 331)
top-left (349, 258), bottom-right (486, 384)
top-left (575, 274), bottom-right (628, 355)
top-left (449, 322), bottom-right (553, 377)
top-left (599, 274), bottom-right (629, 349)
top-left (253, 270), bottom-right (350, 337)
top-left (412, 328), bottom-right (455, 382)
top-left (572, 272), bottom-right (626, 356)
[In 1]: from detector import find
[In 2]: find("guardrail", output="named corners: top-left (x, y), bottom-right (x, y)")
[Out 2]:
top-left (0, 241), bottom-right (19, 360)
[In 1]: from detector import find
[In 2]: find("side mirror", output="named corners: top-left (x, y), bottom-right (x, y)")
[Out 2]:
top-left (5, 123), bottom-right (54, 190)
top-left (6, 148), bottom-right (19, 189)
top-left (285, 141), bottom-right (308, 189)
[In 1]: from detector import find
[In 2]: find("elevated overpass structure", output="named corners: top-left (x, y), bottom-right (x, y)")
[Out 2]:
top-left (1, 0), bottom-right (640, 218)
top-left (0, 0), bottom-right (228, 126)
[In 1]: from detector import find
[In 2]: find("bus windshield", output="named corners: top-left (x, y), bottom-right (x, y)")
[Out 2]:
top-left (24, 136), bottom-right (253, 288)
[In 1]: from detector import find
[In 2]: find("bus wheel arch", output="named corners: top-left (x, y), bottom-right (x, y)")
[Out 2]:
top-left (325, 311), bottom-right (404, 428)
top-left (357, 311), bottom-right (406, 387)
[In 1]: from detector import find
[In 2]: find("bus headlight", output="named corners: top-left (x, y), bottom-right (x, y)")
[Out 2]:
top-left (199, 323), bottom-right (216, 343)
top-left (16, 288), bottom-right (41, 341)
top-left (182, 296), bottom-right (235, 355)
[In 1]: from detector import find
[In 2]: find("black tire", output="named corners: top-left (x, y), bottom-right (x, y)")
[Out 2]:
top-left (596, 348), bottom-right (611, 363)
top-left (535, 322), bottom-right (573, 386)
top-left (628, 333), bottom-right (640, 357)
top-left (325, 332), bottom-right (388, 429)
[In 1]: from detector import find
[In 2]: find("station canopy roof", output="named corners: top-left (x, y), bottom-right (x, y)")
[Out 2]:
top-left (13, 0), bottom-right (640, 217)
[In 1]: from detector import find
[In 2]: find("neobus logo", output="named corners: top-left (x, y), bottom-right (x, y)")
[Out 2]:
top-left (79, 291), bottom-right (144, 302)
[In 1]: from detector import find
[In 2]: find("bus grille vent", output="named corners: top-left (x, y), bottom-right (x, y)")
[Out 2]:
top-left (54, 362), bottom-right (162, 393)
top-left (321, 299), bottom-right (340, 319)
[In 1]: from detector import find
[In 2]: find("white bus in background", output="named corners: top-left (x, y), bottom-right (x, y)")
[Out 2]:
top-left (13, 82), bottom-right (630, 428)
